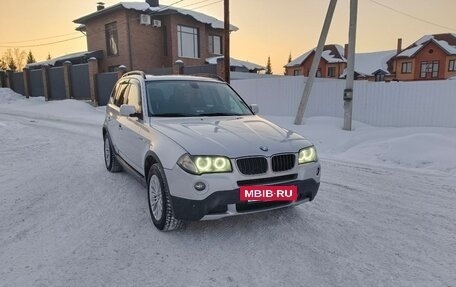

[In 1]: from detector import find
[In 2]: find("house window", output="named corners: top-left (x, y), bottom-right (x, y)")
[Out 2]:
top-left (449, 60), bottom-right (456, 71)
top-left (327, 67), bottom-right (336, 77)
top-left (208, 35), bottom-right (222, 55)
top-left (375, 73), bottom-right (385, 82)
top-left (105, 22), bottom-right (119, 56)
top-left (420, 61), bottom-right (439, 78)
top-left (177, 25), bottom-right (199, 58)
top-left (293, 69), bottom-right (301, 76)
top-left (401, 62), bottom-right (412, 74)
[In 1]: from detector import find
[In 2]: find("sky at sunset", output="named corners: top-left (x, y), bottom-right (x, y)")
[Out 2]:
top-left (1, 0), bottom-right (455, 74)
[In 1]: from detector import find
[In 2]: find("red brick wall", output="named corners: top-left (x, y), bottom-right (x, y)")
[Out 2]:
top-left (286, 54), bottom-right (346, 78)
top-left (83, 8), bottom-right (225, 72)
top-left (395, 41), bottom-right (452, 81)
top-left (85, 10), bottom-right (131, 72)
top-left (413, 42), bottom-right (447, 80)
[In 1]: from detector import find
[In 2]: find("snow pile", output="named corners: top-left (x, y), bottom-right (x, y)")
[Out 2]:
top-left (0, 88), bottom-right (104, 125)
top-left (0, 88), bottom-right (24, 104)
top-left (266, 116), bottom-right (456, 174)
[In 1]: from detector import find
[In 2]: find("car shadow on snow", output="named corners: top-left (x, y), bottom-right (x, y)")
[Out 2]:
top-left (180, 206), bottom-right (312, 234)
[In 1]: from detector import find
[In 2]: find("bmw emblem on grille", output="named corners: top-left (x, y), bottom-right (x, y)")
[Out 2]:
top-left (259, 146), bottom-right (269, 152)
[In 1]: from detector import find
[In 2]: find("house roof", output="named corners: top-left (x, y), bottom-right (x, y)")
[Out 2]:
top-left (25, 50), bottom-right (104, 69)
top-left (396, 33), bottom-right (456, 58)
top-left (340, 50), bottom-right (396, 77)
top-left (285, 44), bottom-right (346, 68)
top-left (74, 2), bottom-right (238, 31)
top-left (205, 56), bottom-right (265, 71)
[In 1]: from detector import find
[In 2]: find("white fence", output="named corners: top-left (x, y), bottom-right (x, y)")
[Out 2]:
top-left (231, 77), bottom-right (456, 128)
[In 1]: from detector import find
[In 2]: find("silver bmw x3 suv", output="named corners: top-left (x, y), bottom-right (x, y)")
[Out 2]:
top-left (103, 71), bottom-right (321, 231)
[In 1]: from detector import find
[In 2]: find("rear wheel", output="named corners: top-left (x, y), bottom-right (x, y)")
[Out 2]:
top-left (104, 135), bottom-right (122, 172)
top-left (147, 163), bottom-right (184, 231)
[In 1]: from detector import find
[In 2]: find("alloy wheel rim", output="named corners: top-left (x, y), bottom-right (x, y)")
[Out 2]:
top-left (149, 175), bottom-right (163, 221)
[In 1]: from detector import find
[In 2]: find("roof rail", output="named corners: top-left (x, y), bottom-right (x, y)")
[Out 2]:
top-left (122, 70), bottom-right (146, 79)
top-left (192, 73), bottom-right (225, 82)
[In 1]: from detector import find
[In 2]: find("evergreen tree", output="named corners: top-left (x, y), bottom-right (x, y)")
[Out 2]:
top-left (26, 50), bottom-right (36, 64)
top-left (46, 52), bottom-right (52, 60)
top-left (265, 56), bottom-right (272, 75)
top-left (8, 58), bottom-right (17, 71)
top-left (0, 59), bottom-right (7, 70)
top-left (285, 52), bottom-right (292, 75)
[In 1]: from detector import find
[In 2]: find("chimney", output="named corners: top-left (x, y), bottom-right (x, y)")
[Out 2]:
top-left (96, 2), bottom-right (105, 11)
top-left (397, 38), bottom-right (402, 53)
top-left (344, 44), bottom-right (349, 58)
top-left (146, 0), bottom-right (159, 7)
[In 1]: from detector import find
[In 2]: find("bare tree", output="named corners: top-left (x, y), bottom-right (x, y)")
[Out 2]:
top-left (1, 49), bottom-right (27, 71)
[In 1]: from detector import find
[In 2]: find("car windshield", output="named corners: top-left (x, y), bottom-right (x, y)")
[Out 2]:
top-left (145, 80), bottom-right (253, 117)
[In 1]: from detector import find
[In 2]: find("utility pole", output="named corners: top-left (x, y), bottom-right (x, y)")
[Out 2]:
top-left (224, 0), bottom-right (230, 83)
top-left (294, 0), bottom-right (338, 125)
top-left (343, 0), bottom-right (358, 130)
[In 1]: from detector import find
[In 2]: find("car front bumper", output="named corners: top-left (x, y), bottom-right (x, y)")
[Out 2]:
top-left (170, 179), bottom-right (320, 221)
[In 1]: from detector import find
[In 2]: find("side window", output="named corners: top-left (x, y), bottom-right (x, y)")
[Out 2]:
top-left (114, 81), bottom-right (129, 107)
top-left (126, 80), bottom-right (143, 118)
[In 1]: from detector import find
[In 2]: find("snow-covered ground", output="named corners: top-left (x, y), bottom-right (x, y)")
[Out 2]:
top-left (1, 88), bottom-right (455, 286)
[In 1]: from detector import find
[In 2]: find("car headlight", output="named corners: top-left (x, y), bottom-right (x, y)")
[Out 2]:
top-left (177, 154), bottom-right (232, 175)
top-left (298, 146), bottom-right (318, 164)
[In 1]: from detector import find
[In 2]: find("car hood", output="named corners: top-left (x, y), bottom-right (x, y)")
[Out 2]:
top-left (150, 115), bottom-right (313, 158)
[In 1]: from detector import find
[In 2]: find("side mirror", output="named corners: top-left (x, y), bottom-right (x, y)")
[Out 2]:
top-left (120, 104), bottom-right (136, 117)
top-left (249, 104), bottom-right (259, 114)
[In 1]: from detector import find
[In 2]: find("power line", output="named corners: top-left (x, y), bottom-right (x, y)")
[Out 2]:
top-left (190, 0), bottom-right (223, 10)
top-left (178, 0), bottom-right (215, 8)
top-left (0, 36), bottom-right (85, 48)
top-left (0, 32), bottom-right (80, 45)
top-left (368, 0), bottom-right (456, 31)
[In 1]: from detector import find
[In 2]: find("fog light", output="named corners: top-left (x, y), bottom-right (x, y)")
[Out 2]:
top-left (194, 181), bottom-right (206, 191)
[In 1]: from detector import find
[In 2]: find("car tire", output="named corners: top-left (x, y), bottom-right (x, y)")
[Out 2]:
top-left (104, 135), bottom-right (122, 172)
top-left (147, 163), bottom-right (184, 231)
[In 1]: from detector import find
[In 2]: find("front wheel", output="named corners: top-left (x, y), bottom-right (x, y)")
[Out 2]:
top-left (147, 163), bottom-right (184, 231)
top-left (104, 135), bottom-right (122, 172)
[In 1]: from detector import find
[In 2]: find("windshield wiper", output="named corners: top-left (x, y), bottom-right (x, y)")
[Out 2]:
top-left (152, 113), bottom-right (194, 117)
top-left (198, 112), bottom-right (245, 117)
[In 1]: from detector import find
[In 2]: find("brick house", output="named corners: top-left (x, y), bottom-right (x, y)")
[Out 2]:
top-left (285, 44), bottom-right (347, 78)
top-left (389, 34), bottom-right (456, 81)
top-left (285, 44), bottom-right (396, 81)
top-left (73, 0), bottom-right (238, 72)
